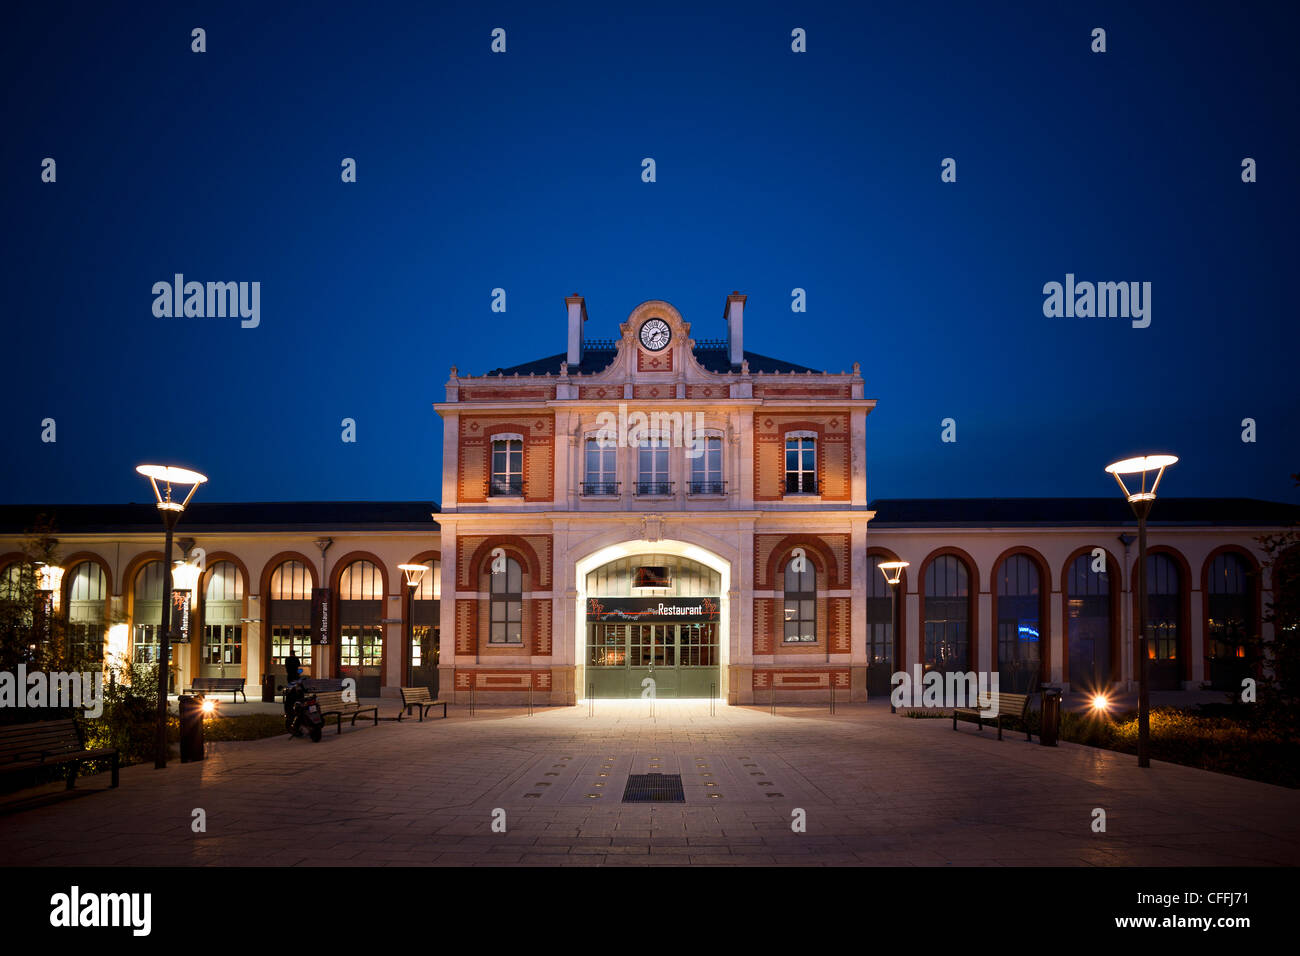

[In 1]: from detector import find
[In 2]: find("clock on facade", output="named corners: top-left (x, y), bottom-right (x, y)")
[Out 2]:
top-left (638, 317), bottom-right (671, 352)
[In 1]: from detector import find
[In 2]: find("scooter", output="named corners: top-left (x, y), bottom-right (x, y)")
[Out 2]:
top-left (283, 675), bottom-right (324, 742)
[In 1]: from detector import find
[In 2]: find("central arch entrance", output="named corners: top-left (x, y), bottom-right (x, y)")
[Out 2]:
top-left (577, 544), bottom-right (729, 699)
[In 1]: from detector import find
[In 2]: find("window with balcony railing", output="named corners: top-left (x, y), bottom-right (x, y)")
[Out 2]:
top-left (490, 437), bottom-right (523, 496)
top-left (584, 437), bottom-right (617, 496)
top-left (690, 435), bottom-right (723, 496)
top-left (688, 480), bottom-right (726, 495)
top-left (637, 439), bottom-right (670, 496)
top-left (635, 480), bottom-right (673, 496)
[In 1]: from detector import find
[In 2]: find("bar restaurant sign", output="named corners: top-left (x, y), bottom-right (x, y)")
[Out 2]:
top-left (310, 588), bottom-right (332, 645)
top-left (170, 590), bottom-right (192, 644)
top-left (586, 597), bottom-right (719, 622)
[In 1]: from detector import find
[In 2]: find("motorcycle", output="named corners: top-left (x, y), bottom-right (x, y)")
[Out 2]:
top-left (283, 676), bottom-right (324, 742)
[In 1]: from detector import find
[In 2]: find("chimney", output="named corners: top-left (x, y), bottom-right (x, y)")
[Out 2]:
top-left (725, 291), bottom-right (746, 367)
top-left (565, 294), bottom-right (587, 366)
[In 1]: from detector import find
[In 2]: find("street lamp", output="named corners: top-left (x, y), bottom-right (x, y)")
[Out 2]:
top-left (878, 560), bottom-right (909, 714)
top-left (136, 464), bottom-right (207, 769)
top-left (1104, 453), bottom-right (1176, 769)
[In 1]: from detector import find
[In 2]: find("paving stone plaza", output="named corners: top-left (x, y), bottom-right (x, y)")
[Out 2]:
top-left (3, 700), bottom-right (1297, 867)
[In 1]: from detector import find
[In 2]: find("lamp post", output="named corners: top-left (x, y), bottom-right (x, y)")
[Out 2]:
top-left (878, 560), bottom-right (909, 714)
top-left (1104, 454), bottom-right (1176, 769)
top-left (136, 465), bottom-right (207, 769)
top-left (398, 563), bottom-right (429, 688)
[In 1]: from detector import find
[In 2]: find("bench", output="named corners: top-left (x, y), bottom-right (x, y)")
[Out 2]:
top-left (0, 719), bottom-right (119, 790)
top-left (398, 687), bottom-right (447, 721)
top-left (184, 676), bottom-right (247, 703)
top-left (952, 692), bottom-right (1031, 741)
top-left (312, 691), bottom-right (379, 735)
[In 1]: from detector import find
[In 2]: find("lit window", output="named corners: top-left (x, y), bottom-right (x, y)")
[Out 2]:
top-left (490, 435), bottom-right (524, 496)
top-left (785, 434), bottom-right (817, 494)
top-left (783, 559), bottom-right (816, 643)
top-left (690, 434), bottom-right (724, 494)
top-left (490, 557), bottom-right (523, 644)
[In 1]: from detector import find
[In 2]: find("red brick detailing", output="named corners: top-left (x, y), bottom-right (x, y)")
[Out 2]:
top-left (752, 383), bottom-right (852, 400)
top-left (457, 415), bottom-right (555, 502)
top-left (532, 598), bottom-right (552, 656)
top-left (457, 535), bottom-right (551, 590)
top-left (455, 670), bottom-right (551, 691)
top-left (828, 596), bottom-right (851, 653)
top-left (686, 385), bottom-right (726, 399)
top-left (455, 600), bottom-right (477, 653)
top-left (637, 348), bottom-right (673, 372)
top-left (752, 414), bottom-right (851, 502)
top-left (755, 533), bottom-right (850, 589)
top-left (459, 386), bottom-right (555, 402)
top-left (753, 598), bottom-right (774, 654)
top-left (632, 384), bottom-right (671, 399)
top-left (578, 385), bottom-right (621, 400)
top-left (752, 669), bottom-right (850, 690)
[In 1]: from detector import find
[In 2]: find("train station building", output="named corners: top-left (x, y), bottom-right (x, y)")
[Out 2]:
top-left (0, 294), bottom-right (1293, 704)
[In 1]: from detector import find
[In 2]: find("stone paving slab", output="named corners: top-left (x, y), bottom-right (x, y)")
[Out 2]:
top-left (1, 700), bottom-right (1297, 866)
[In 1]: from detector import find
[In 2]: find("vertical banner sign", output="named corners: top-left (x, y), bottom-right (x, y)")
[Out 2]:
top-left (311, 588), bottom-right (332, 645)
top-left (170, 590), bottom-right (192, 643)
top-left (34, 590), bottom-right (53, 648)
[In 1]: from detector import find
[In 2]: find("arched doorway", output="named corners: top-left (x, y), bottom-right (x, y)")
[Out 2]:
top-left (200, 561), bottom-right (244, 679)
top-left (337, 559), bottom-right (384, 697)
top-left (581, 551), bottom-right (723, 698)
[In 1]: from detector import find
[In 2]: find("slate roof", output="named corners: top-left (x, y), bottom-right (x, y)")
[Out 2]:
top-left (866, 498), bottom-right (1300, 528)
top-left (0, 502), bottom-right (440, 535)
top-left (485, 346), bottom-right (818, 377)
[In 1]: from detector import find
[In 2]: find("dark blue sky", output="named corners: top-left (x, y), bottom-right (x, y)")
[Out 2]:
top-left (2, 1), bottom-right (1296, 506)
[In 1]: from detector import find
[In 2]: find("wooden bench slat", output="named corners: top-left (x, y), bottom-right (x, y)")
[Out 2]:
top-left (0, 719), bottom-right (120, 788)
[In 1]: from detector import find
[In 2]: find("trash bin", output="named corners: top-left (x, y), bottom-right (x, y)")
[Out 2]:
top-left (262, 673), bottom-right (278, 703)
top-left (179, 695), bottom-right (205, 763)
top-left (1040, 685), bottom-right (1061, 747)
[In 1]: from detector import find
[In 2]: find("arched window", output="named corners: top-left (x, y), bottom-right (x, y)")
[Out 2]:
top-left (200, 561), bottom-right (243, 677)
top-left (1207, 552), bottom-right (1252, 689)
top-left (996, 554), bottom-right (1041, 693)
top-left (1067, 552), bottom-right (1112, 691)
top-left (338, 560), bottom-right (384, 695)
top-left (866, 556), bottom-right (901, 694)
top-left (783, 558), bottom-right (816, 643)
top-left (67, 561), bottom-right (106, 663)
top-left (409, 559), bottom-right (440, 686)
top-left (490, 557), bottom-right (522, 644)
top-left (1145, 553), bottom-right (1183, 690)
top-left (268, 560), bottom-right (313, 677)
top-left (690, 432), bottom-right (724, 495)
top-left (0, 563), bottom-right (33, 652)
top-left (924, 555), bottom-right (970, 672)
top-left (132, 561), bottom-right (166, 666)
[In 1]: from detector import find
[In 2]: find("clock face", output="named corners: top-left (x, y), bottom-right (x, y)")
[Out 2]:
top-left (639, 318), bottom-right (671, 352)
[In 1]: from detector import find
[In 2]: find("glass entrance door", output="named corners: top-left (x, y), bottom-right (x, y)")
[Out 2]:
top-left (201, 623), bottom-right (243, 678)
top-left (586, 622), bottom-right (718, 698)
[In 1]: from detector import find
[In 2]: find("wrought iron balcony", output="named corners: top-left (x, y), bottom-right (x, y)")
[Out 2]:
top-left (488, 477), bottom-right (525, 497)
top-left (635, 480), bottom-right (674, 496)
top-left (688, 479), bottom-right (726, 495)
top-left (784, 473), bottom-right (821, 495)
top-left (581, 480), bottom-right (620, 496)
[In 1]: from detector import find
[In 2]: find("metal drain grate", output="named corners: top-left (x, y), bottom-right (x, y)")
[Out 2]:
top-left (622, 773), bottom-right (686, 803)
